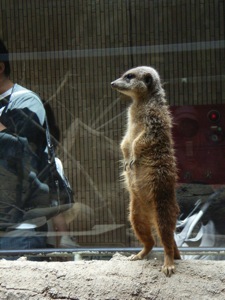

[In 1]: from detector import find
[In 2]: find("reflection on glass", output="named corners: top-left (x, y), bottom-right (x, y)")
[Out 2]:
top-left (0, 0), bottom-right (224, 259)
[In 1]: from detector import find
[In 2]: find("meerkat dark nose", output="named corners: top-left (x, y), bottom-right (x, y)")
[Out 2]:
top-left (111, 81), bottom-right (115, 87)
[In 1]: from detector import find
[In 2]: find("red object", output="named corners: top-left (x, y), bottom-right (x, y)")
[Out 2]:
top-left (170, 104), bottom-right (225, 184)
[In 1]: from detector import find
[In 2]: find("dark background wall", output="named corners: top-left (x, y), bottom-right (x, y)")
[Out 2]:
top-left (0, 0), bottom-right (224, 246)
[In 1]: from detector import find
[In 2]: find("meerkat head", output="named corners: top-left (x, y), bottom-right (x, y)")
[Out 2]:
top-left (111, 66), bottom-right (164, 101)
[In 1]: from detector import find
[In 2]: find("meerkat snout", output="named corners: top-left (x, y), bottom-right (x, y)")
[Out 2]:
top-left (110, 81), bottom-right (116, 87)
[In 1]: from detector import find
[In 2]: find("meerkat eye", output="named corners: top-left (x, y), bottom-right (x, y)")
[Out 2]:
top-left (124, 73), bottom-right (135, 82)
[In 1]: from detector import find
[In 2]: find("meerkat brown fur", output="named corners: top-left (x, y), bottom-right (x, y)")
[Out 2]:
top-left (111, 66), bottom-right (181, 276)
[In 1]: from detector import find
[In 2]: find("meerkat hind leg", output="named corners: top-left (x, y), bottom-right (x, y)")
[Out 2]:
top-left (130, 242), bottom-right (154, 261)
top-left (173, 239), bottom-right (181, 260)
top-left (129, 202), bottom-right (155, 260)
top-left (159, 229), bottom-right (178, 277)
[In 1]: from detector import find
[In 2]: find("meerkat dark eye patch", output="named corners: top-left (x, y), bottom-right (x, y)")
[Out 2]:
top-left (144, 74), bottom-right (152, 86)
top-left (124, 73), bottom-right (135, 81)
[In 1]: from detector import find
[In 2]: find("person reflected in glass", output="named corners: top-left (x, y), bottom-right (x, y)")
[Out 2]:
top-left (43, 101), bottom-right (80, 248)
top-left (0, 38), bottom-right (49, 252)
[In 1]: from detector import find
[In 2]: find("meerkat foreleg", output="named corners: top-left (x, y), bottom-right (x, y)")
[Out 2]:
top-left (120, 138), bottom-right (131, 170)
top-left (130, 131), bottom-right (148, 167)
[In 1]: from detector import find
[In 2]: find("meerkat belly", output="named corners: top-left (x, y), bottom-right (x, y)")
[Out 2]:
top-left (125, 164), bottom-right (155, 197)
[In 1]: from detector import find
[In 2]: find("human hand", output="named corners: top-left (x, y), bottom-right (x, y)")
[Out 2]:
top-left (0, 122), bottom-right (6, 131)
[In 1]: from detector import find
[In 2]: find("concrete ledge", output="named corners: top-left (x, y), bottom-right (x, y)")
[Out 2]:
top-left (0, 254), bottom-right (225, 299)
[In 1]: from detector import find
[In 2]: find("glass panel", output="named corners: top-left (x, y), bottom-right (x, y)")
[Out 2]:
top-left (0, 0), bottom-right (224, 260)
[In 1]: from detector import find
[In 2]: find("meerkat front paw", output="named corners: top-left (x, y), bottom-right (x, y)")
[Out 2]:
top-left (129, 159), bottom-right (136, 169)
top-left (129, 150), bottom-right (139, 168)
top-left (123, 160), bottom-right (130, 171)
top-left (123, 158), bottom-right (137, 170)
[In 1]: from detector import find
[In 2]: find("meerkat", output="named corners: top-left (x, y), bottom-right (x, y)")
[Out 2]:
top-left (111, 66), bottom-right (181, 277)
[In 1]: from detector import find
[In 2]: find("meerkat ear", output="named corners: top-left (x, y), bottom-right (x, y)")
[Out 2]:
top-left (144, 74), bottom-right (152, 86)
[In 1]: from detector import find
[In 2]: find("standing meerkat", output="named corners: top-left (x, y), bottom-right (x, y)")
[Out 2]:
top-left (111, 66), bottom-right (181, 276)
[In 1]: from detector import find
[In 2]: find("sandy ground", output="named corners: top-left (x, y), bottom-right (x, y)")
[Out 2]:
top-left (0, 253), bottom-right (225, 300)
